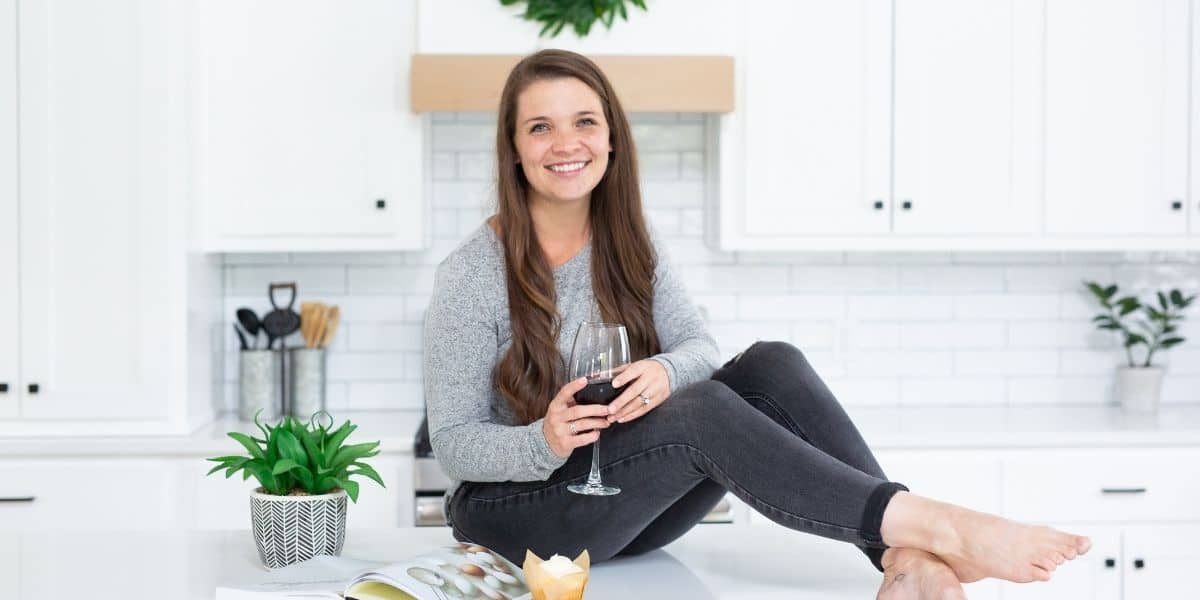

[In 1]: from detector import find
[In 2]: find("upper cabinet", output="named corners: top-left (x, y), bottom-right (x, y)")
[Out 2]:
top-left (1044, 0), bottom-right (1189, 236)
top-left (196, 0), bottom-right (426, 252)
top-left (0, 0), bottom-right (17, 419)
top-left (415, 0), bottom-right (742, 56)
top-left (719, 0), bottom-right (1199, 251)
top-left (892, 0), bottom-right (1042, 236)
top-left (3, 0), bottom-right (218, 434)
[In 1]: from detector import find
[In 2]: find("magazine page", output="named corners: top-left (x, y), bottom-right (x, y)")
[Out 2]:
top-left (345, 544), bottom-right (530, 600)
top-left (215, 555), bottom-right (387, 599)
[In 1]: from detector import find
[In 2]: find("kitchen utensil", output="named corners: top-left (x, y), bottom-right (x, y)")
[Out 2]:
top-left (318, 306), bottom-right (340, 349)
top-left (300, 301), bottom-right (327, 349)
top-left (238, 349), bottom-right (281, 421)
top-left (236, 308), bottom-right (262, 350)
top-left (262, 283), bottom-right (301, 350)
top-left (288, 347), bottom-right (325, 419)
top-left (234, 323), bottom-right (249, 351)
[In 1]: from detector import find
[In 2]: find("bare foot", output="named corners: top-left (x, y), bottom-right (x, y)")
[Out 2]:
top-left (881, 492), bottom-right (1091, 584)
top-left (876, 547), bottom-right (967, 600)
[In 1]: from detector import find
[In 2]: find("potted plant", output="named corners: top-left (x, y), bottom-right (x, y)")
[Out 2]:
top-left (206, 410), bottom-right (385, 569)
top-left (1084, 280), bottom-right (1195, 413)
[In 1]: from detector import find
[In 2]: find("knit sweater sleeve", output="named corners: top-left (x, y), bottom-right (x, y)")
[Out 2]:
top-left (645, 234), bottom-right (721, 391)
top-left (423, 251), bottom-right (567, 483)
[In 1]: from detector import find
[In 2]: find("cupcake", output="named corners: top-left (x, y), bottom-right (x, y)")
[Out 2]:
top-left (522, 549), bottom-right (590, 600)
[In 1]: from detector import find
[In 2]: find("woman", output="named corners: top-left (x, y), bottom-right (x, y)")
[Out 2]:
top-left (423, 49), bottom-right (1090, 599)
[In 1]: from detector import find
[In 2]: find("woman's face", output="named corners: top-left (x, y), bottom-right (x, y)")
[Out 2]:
top-left (512, 77), bottom-right (612, 209)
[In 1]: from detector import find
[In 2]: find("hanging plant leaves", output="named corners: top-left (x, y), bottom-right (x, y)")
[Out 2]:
top-left (501, 0), bottom-right (648, 38)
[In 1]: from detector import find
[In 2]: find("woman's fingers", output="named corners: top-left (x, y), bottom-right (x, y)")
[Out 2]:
top-left (566, 403), bottom-right (612, 422)
top-left (607, 362), bottom-right (649, 416)
top-left (611, 389), bottom-right (657, 423)
top-left (564, 417), bottom-right (610, 435)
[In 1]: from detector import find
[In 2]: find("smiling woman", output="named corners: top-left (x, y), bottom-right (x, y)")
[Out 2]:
top-left (422, 49), bottom-right (1091, 600)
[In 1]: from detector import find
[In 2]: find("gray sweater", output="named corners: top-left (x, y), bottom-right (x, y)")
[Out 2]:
top-left (423, 222), bottom-right (720, 509)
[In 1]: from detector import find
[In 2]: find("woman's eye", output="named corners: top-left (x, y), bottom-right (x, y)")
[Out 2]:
top-left (530, 123), bottom-right (548, 133)
top-left (578, 118), bottom-right (596, 126)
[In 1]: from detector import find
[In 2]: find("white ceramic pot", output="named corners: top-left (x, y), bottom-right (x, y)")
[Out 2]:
top-left (1114, 366), bottom-right (1164, 413)
top-left (250, 488), bottom-right (347, 569)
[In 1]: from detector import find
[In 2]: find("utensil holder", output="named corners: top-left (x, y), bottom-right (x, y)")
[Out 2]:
top-left (288, 347), bottom-right (326, 420)
top-left (239, 350), bottom-right (282, 422)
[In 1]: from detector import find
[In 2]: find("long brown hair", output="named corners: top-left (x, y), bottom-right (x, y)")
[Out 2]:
top-left (493, 49), bottom-right (661, 425)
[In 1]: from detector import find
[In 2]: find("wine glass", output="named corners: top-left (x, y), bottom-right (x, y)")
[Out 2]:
top-left (566, 321), bottom-right (630, 496)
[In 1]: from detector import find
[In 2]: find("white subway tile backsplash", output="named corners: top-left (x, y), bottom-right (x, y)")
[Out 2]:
top-left (954, 350), bottom-right (1058, 376)
top-left (954, 294), bottom-right (1058, 320)
top-left (218, 115), bottom-right (1200, 413)
top-left (900, 378), bottom-right (1006, 405)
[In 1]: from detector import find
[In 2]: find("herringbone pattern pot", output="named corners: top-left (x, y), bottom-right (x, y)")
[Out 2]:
top-left (250, 488), bottom-right (347, 569)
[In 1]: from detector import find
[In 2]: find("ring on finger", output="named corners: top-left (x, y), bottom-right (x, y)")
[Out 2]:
top-left (568, 421), bottom-right (577, 435)
top-left (638, 392), bottom-right (651, 405)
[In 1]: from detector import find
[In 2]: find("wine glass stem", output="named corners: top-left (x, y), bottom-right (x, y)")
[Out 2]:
top-left (587, 436), bottom-right (603, 486)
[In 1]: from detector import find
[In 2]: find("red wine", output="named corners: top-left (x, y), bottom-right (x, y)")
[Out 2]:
top-left (574, 378), bottom-right (621, 405)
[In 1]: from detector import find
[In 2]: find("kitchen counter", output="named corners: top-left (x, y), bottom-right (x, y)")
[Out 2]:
top-left (3, 524), bottom-right (1010, 599)
top-left (1, 404), bottom-right (1199, 456)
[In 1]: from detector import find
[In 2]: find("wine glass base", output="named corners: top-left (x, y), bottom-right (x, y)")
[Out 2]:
top-left (567, 482), bottom-right (621, 496)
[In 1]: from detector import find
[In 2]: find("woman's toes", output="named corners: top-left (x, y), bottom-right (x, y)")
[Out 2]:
top-left (1076, 535), bottom-right (1092, 554)
top-left (1033, 556), bottom-right (1057, 572)
top-left (1052, 551), bottom-right (1066, 565)
top-left (1032, 567), bottom-right (1053, 582)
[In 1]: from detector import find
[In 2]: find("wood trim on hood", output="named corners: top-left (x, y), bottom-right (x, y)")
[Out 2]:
top-left (411, 54), bottom-right (734, 113)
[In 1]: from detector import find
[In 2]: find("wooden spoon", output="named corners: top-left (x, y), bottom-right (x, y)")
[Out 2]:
top-left (318, 306), bottom-right (340, 349)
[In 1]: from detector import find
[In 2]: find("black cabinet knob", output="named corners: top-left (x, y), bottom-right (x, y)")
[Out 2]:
top-left (0, 383), bottom-right (7, 393)
top-left (873, 200), bottom-right (884, 210)
top-left (1104, 558), bottom-right (1115, 568)
top-left (27, 383), bottom-right (38, 394)
top-left (901, 200), bottom-right (913, 210)
top-left (1172, 200), bottom-right (1183, 210)
top-left (1134, 558), bottom-right (1145, 569)
top-left (375, 198), bottom-right (387, 209)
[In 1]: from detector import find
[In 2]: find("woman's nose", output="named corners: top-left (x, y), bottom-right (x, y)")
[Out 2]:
top-left (551, 131), bottom-right (582, 153)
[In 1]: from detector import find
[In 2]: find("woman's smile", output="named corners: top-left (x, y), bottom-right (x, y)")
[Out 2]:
top-left (545, 160), bottom-right (592, 178)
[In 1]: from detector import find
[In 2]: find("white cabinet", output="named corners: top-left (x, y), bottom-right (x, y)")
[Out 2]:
top-left (2, 0), bottom-right (219, 435)
top-left (416, 0), bottom-right (741, 55)
top-left (722, 0), bottom-right (1043, 250)
top-left (892, 0), bottom-right (1041, 235)
top-left (0, 458), bottom-right (177, 530)
top-left (1044, 0), bottom-right (1189, 236)
top-left (737, 0), bottom-right (890, 238)
top-left (0, 0), bottom-right (17, 419)
top-left (196, 0), bottom-right (426, 253)
top-left (1123, 524), bottom-right (1200, 599)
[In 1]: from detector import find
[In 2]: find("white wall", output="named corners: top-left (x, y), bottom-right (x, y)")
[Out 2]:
top-left (221, 112), bottom-right (1200, 414)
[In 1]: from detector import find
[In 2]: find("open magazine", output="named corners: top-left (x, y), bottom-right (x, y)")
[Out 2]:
top-left (216, 543), bottom-right (531, 600)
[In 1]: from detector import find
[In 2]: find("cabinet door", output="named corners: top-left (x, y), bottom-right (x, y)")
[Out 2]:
top-left (17, 0), bottom-right (173, 419)
top-left (999, 525), bottom-right (1121, 600)
top-left (1123, 524), bottom-right (1200, 600)
top-left (0, 458), bottom-right (177, 530)
top-left (740, 0), bottom-right (891, 237)
top-left (1044, 0), bottom-right (1189, 235)
top-left (198, 0), bottom-right (425, 251)
top-left (893, 0), bottom-right (1041, 235)
top-left (0, 0), bottom-right (16, 419)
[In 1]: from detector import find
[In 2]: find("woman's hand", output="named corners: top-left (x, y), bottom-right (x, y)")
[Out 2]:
top-left (542, 377), bottom-right (612, 459)
top-left (606, 359), bottom-right (670, 424)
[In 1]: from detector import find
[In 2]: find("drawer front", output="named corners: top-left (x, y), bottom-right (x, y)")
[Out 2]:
top-left (1002, 449), bottom-right (1200, 523)
top-left (0, 459), bottom-right (176, 530)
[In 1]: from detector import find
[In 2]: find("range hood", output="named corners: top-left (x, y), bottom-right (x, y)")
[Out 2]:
top-left (411, 55), bottom-right (734, 113)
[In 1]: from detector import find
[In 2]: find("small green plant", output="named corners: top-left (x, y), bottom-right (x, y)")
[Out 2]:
top-left (500, 0), bottom-right (647, 38)
top-left (1084, 280), bottom-right (1196, 368)
top-left (206, 411), bottom-right (384, 502)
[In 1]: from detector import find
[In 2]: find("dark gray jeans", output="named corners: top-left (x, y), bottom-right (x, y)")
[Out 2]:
top-left (447, 341), bottom-right (908, 572)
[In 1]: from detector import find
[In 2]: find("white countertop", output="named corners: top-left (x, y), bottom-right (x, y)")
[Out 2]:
top-left (2, 404), bottom-right (1200, 456)
top-left (1, 524), bottom-right (1006, 599)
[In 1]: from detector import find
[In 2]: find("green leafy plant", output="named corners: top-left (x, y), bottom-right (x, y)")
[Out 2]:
top-left (1084, 280), bottom-right (1196, 368)
top-left (500, 0), bottom-right (647, 38)
top-left (206, 411), bottom-right (384, 502)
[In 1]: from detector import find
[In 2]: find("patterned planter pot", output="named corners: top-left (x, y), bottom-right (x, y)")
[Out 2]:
top-left (250, 488), bottom-right (347, 569)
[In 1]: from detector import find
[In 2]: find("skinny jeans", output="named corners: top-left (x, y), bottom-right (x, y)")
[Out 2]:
top-left (448, 341), bottom-right (909, 572)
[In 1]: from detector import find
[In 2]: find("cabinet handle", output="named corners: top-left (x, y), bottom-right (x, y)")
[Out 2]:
top-left (1104, 558), bottom-right (1115, 568)
top-left (27, 383), bottom-right (39, 394)
top-left (901, 200), bottom-right (913, 210)
top-left (375, 198), bottom-right (387, 210)
top-left (0, 496), bottom-right (35, 503)
top-left (1100, 487), bottom-right (1146, 494)
top-left (1171, 200), bottom-right (1183, 210)
top-left (872, 200), bottom-right (884, 210)
top-left (0, 382), bottom-right (7, 393)
top-left (1133, 558), bottom-right (1145, 569)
